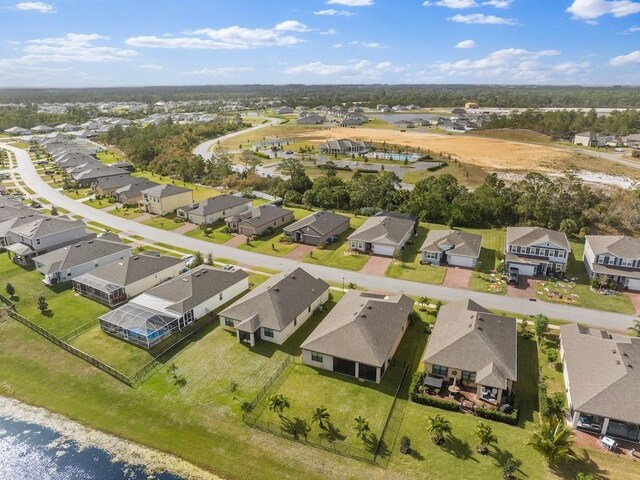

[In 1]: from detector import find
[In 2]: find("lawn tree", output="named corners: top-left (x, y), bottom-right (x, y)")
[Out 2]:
top-left (192, 251), bottom-right (204, 267)
top-left (474, 421), bottom-right (498, 455)
top-left (418, 296), bottom-right (429, 310)
top-left (50, 206), bottom-right (58, 216)
top-left (268, 394), bottom-right (290, 419)
top-left (353, 416), bottom-right (370, 441)
top-left (628, 319), bottom-right (640, 337)
top-left (532, 314), bottom-right (549, 340)
top-left (399, 435), bottom-right (412, 454)
top-left (311, 407), bottom-right (331, 431)
top-left (502, 458), bottom-right (518, 480)
top-left (546, 392), bottom-right (567, 422)
top-left (5, 282), bottom-right (15, 299)
top-left (37, 295), bottom-right (48, 314)
top-left (527, 418), bottom-right (575, 468)
top-left (426, 414), bottom-right (452, 445)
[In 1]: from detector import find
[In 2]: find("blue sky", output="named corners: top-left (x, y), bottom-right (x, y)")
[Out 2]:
top-left (0, 0), bottom-right (639, 87)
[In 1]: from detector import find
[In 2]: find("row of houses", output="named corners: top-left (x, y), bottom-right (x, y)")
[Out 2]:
top-left (573, 131), bottom-right (640, 148)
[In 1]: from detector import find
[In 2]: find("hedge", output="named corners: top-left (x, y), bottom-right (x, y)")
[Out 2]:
top-left (409, 372), bottom-right (460, 412)
top-left (476, 397), bottom-right (520, 426)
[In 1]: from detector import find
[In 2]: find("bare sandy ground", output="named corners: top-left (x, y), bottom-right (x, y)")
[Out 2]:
top-left (0, 396), bottom-right (222, 480)
top-left (308, 127), bottom-right (574, 173)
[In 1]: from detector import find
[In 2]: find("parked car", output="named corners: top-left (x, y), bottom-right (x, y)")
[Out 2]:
top-left (507, 268), bottom-right (519, 285)
top-left (222, 264), bottom-right (236, 271)
top-left (284, 150), bottom-right (294, 155)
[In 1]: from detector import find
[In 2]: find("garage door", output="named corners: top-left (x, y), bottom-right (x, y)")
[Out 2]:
top-left (373, 244), bottom-right (395, 257)
top-left (627, 278), bottom-right (640, 292)
top-left (448, 255), bottom-right (476, 268)
top-left (509, 263), bottom-right (536, 277)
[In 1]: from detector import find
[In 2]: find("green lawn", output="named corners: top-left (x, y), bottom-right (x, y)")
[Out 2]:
top-left (0, 255), bottom-right (109, 337)
top-left (538, 333), bottom-right (564, 395)
top-left (402, 162), bottom-right (488, 189)
top-left (109, 207), bottom-right (145, 219)
top-left (83, 197), bottom-right (113, 209)
top-left (132, 171), bottom-right (220, 202)
top-left (96, 152), bottom-right (121, 164)
top-left (237, 228), bottom-right (299, 257)
top-left (184, 222), bottom-right (234, 244)
top-left (467, 229), bottom-right (507, 295)
top-left (385, 226), bottom-right (447, 284)
top-left (63, 187), bottom-right (93, 200)
top-left (141, 214), bottom-right (185, 231)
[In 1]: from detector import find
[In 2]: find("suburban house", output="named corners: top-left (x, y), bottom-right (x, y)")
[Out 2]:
top-left (560, 323), bottom-right (640, 443)
top-left (583, 235), bottom-right (640, 291)
top-left (141, 184), bottom-right (193, 216)
top-left (5, 215), bottom-right (95, 266)
top-left (112, 179), bottom-right (159, 205)
top-left (319, 139), bottom-right (371, 155)
top-left (93, 174), bottom-right (136, 196)
top-left (225, 204), bottom-right (294, 236)
top-left (622, 134), bottom-right (640, 147)
top-left (420, 230), bottom-right (482, 268)
top-left (274, 107), bottom-right (294, 114)
top-left (34, 235), bottom-right (132, 285)
top-left (73, 253), bottom-right (184, 307)
top-left (505, 227), bottom-right (570, 276)
top-left (301, 290), bottom-right (414, 383)
top-left (423, 299), bottom-right (518, 405)
top-left (348, 211), bottom-right (417, 257)
top-left (283, 211), bottom-right (350, 246)
top-left (31, 125), bottom-right (54, 134)
top-left (4, 126), bottom-right (31, 136)
top-left (71, 166), bottom-right (128, 188)
top-left (176, 195), bottom-right (252, 226)
top-left (296, 114), bottom-right (325, 125)
top-left (100, 266), bottom-right (249, 349)
top-left (219, 267), bottom-right (329, 347)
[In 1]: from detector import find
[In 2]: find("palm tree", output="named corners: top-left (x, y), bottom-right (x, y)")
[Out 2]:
top-left (426, 414), bottom-right (452, 445)
top-left (311, 407), bottom-right (330, 430)
top-left (267, 394), bottom-right (290, 419)
top-left (353, 416), bottom-right (370, 441)
top-left (528, 418), bottom-right (575, 467)
top-left (628, 319), bottom-right (640, 337)
top-left (418, 296), bottom-right (429, 311)
top-left (474, 421), bottom-right (498, 454)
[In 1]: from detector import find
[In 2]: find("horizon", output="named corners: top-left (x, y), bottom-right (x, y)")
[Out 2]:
top-left (1, 0), bottom-right (640, 88)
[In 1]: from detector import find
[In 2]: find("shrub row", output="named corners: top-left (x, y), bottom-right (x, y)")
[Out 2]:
top-left (476, 397), bottom-right (520, 426)
top-left (409, 372), bottom-right (460, 411)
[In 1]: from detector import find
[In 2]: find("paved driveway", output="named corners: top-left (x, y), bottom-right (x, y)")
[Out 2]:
top-left (173, 223), bottom-right (198, 235)
top-left (508, 276), bottom-right (536, 299)
top-left (443, 267), bottom-right (473, 289)
top-left (361, 256), bottom-right (392, 276)
top-left (224, 234), bottom-right (247, 247)
top-left (286, 244), bottom-right (314, 261)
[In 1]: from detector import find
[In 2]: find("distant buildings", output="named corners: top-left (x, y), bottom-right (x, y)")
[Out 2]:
top-left (318, 139), bottom-right (371, 155)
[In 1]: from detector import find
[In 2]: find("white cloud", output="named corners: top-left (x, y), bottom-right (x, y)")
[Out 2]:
top-left (609, 50), bottom-right (640, 66)
top-left (432, 48), bottom-right (581, 82)
top-left (423, 0), bottom-right (478, 7)
top-left (448, 13), bottom-right (519, 24)
top-left (320, 28), bottom-right (338, 35)
top-left (285, 59), bottom-right (403, 78)
top-left (313, 9), bottom-right (355, 16)
top-left (184, 67), bottom-right (254, 76)
top-left (126, 24), bottom-right (306, 50)
top-left (332, 43), bottom-right (343, 48)
top-left (18, 33), bottom-right (136, 63)
top-left (483, 0), bottom-right (512, 7)
top-left (327, 0), bottom-right (374, 6)
top-left (274, 20), bottom-right (314, 32)
top-left (139, 64), bottom-right (164, 70)
top-left (623, 25), bottom-right (640, 32)
top-left (455, 39), bottom-right (476, 48)
top-left (567, 0), bottom-right (640, 20)
top-left (15, 2), bottom-right (54, 13)
top-left (349, 41), bottom-right (386, 48)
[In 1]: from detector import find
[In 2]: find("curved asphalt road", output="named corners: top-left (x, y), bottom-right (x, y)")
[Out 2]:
top-left (2, 141), bottom-right (636, 331)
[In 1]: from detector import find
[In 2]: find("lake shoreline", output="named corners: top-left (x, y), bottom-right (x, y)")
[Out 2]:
top-left (0, 396), bottom-right (222, 480)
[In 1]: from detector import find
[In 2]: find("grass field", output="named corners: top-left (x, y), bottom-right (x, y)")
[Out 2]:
top-left (83, 197), bottom-right (112, 209)
top-left (141, 214), bottom-right (184, 231)
top-left (237, 228), bottom-right (299, 257)
top-left (303, 229), bottom-right (369, 271)
top-left (386, 226), bottom-right (447, 284)
top-left (109, 207), bottom-right (144, 219)
top-left (402, 162), bottom-right (488, 188)
top-left (184, 223), bottom-right (234, 244)
top-left (131, 171), bottom-right (220, 202)
top-left (467, 229), bottom-right (507, 295)
top-left (96, 152), bottom-right (121, 164)
top-left (63, 187), bottom-right (93, 200)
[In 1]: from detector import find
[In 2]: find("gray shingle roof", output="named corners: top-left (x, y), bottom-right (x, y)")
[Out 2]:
top-left (95, 174), bottom-right (136, 190)
top-left (506, 227), bottom-right (570, 251)
top-left (283, 211), bottom-right (350, 237)
top-left (35, 236), bottom-right (131, 275)
top-left (560, 323), bottom-right (640, 425)
top-left (348, 213), bottom-right (415, 246)
top-left (142, 183), bottom-right (191, 198)
top-left (143, 266), bottom-right (248, 315)
top-left (179, 195), bottom-right (251, 216)
top-left (226, 205), bottom-right (293, 229)
top-left (114, 180), bottom-right (159, 199)
top-left (74, 254), bottom-right (182, 289)
top-left (9, 215), bottom-right (87, 239)
top-left (420, 229), bottom-right (482, 258)
top-left (423, 299), bottom-right (517, 389)
top-left (220, 267), bottom-right (329, 333)
top-left (301, 290), bottom-right (414, 367)
top-left (586, 235), bottom-right (640, 259)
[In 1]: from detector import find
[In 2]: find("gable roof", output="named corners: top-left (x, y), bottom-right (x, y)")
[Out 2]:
top-left (74, 254), bottom-right (183, 289)
top-left (95, 174), bottom-right (136, 190)
top-left (348, 212), bottom-right (415, 246)
top-left (139, 266), bottom-right (248, 315)
top-left (178, 195), bottom-right (251, 216)
top-left (220, 267), bottom-right (329, 333)
top-left (142, 183), bottom-right (192, 198)
top-left (586, 235), bottom-right (640, 259)
top-left (114, 179), bottom-right (160, 199)
top-left (421, 229), bottom-right (482, 258)
top-left (301, 290), bottom-right (414, 367)
top-left (560, 323), bottom-right (640, 425)
top-left (506, 227), bottom-right (570, 251)
top-left (227, 204), bottom-right (293, 228)
top-left (9, 215), bottom-right (87, 239)
top-left (35, 236), bottom-right (131, 275)
top-left (283, 211), bottom-right (350, 237)
top-left (423, 299), bottom-right (518, 389)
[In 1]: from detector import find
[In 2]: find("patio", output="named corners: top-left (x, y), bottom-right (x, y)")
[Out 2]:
top-left (421, 375), bottom-right (505, 411)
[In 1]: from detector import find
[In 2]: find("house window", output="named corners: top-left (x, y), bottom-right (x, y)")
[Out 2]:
top-left (311, 352), bottom-right (323, 362)
top-left (432, 365), bottom-right (448, 377)
top-left (308, 305), bottom-right (311, 312)
top-left (597, 256), bottom-right (605, 264)
top-left (461, 371), bottom-right (476, 384)
top-left (36, 239), bottom-right (41, 245)
top-left (263, 328), bottom-right (274, 338)
top-left (219, 293), bottom-right (223, 301)
top-left (224, 318), bottom-right (234, 327)
top-left (608, 257), bottom-right (616, 265)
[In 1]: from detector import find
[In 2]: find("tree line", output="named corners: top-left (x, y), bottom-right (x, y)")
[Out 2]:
top-left (482, 108), bottom-right (640, 137)
top-left (0, 105), bottom-right (95, 131)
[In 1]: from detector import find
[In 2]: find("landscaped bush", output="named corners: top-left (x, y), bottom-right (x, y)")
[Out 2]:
top-left (409, 372), bottom-right (460, 411)
top-left (359, 207), bottom-right (380, 216)
top-left (316, 241), bottom-right (327, 250)
top-left (476, 397), bottom-right (520, 425)
top-left (427, 162), bottom-right (447, 172)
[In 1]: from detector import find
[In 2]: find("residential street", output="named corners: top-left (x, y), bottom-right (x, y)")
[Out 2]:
top-left (2, 141), bottom-right (637, 331)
